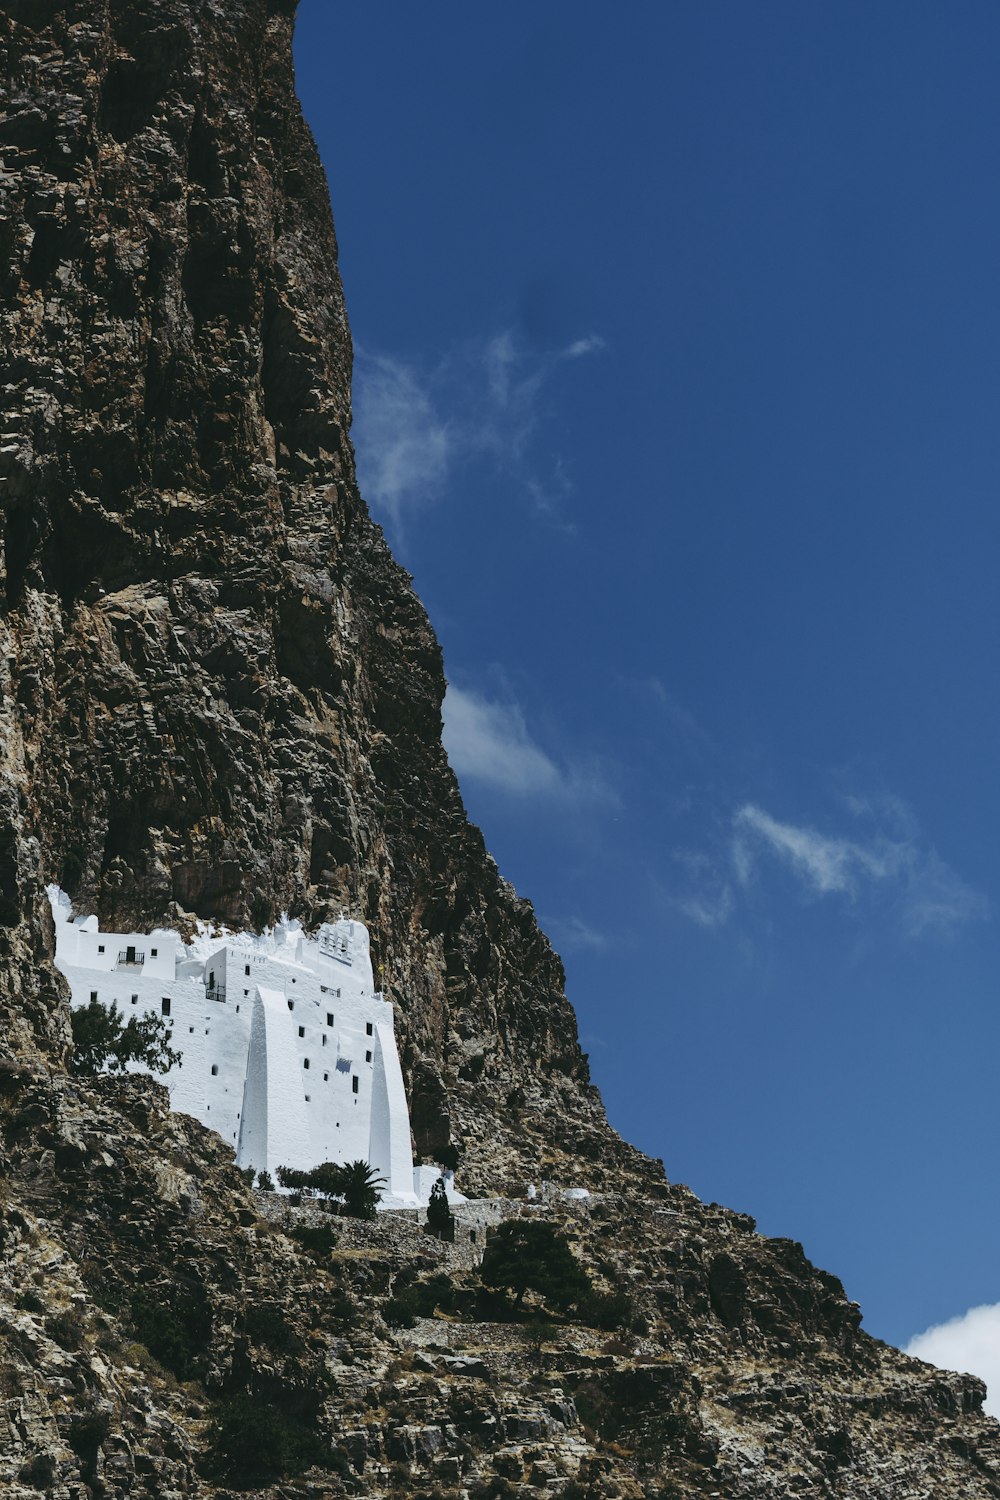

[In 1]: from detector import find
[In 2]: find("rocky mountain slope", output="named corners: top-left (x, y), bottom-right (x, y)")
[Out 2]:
top-left (0, 0), bottom-right (998, 1495)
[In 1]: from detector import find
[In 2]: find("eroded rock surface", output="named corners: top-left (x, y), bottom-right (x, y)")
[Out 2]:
top-left (0, 0), bottom-right (620, 1189)
top-left (0, 1), bottom-right (998, 1495)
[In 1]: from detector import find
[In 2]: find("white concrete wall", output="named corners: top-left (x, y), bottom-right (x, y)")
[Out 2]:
top-left (49, 890), bottom-right (422, 1207)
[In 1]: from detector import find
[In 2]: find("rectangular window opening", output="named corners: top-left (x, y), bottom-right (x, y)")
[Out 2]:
top-left (352, 1075), bottom-right (359, 1094)
top-left (161, 997), bottom-right (171, 1017)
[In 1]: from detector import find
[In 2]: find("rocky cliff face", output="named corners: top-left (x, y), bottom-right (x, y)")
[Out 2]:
top-left (1, 2), bottom-right (999, 1497)
top-left (0, 0), bottom-right (623, 1190)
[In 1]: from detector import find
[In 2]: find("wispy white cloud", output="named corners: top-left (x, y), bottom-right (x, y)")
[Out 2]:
top-left (542, 914), bottom-right (609, 952)
top-left (352, 352), bottom-right (451, 530)
top-left (667, 850), bottom-right (734, 928)
top-left (906, 1305), bottom-right (1000, 1417)
top-left (900, 849), bottom-right (988, 939)
top-left (442, 683), bottom-right (613, 805)
top-left (733, 803), bottom-right (907, 896)
top-left (565, 335), bottom-right (607, 359)
top-left (670, 796), bottom-right (986, 941)
top-left (640, 677), bottom-right (716, 752)
top-left (352, 330), bottom-right (605, 534)
top-left (442, 685), bottom-right (559, 796)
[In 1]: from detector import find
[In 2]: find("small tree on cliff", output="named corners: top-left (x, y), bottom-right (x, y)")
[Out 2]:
top-left (70, 998), bottom-right (181, 1078)
top-left (426, 1175), bottom-right (455, 1241)
top-left (276, 1160), bottom-right (386, 1219)
top-left (480, 1219), bottom-right (591, 1314)
top-left (337, 1160), bottom-right (386, 1219)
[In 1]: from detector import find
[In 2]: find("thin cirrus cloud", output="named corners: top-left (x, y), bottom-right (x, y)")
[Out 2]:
top-left (442, 683), bottom-right (613, 806)
top-left (906, 1305), bottom-right (1000, 1418)
top-left (350, 352), bottom-right (452, 529)
top-left (672, 799), bottom-right (987, 940)
top-left (352, 330), bottom-right (606, 533)
top-left (541, 914), bottom-right (609, 953)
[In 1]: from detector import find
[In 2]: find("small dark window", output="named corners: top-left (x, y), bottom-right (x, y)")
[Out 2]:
top-left (243, 988), bottom-right (249, 997)
top-left (287, 1000), bottom-right (294, 1012)
top-left (161, 997), bottom-right (170, 1017)
top-left (323, 1072), bottom-right (329, 1082)
top-left (208, 971), bottom-right (215, 989)
top-left (366, 1022), bottom-right (373, 1036)
top-left (326, 1013), bottom-right (334, 1027)
top-left (352, 1075), bottom-right (359, 1094)
top-left (90, 990), bottom-right (97, 1002)
top-left (298, 1026), bottom-right (305, 1038)
top-left (291, 978), bottom-right (296, 984)
top-left (322, 1035), bottom-right (327, 1047)
top-left (236, 1005), bottom-right (240, 1013)
top-left (150, 948), bottom-right (157, 958)
top-left (211, 1064), bottom-right (219, 1076)
top-left (244, 964), bottom-right (250, 976)
top-left (304, 1094), bottom-right (310, 1102)
top-left (98, 944), bottom-right (105, 954)
top-left (304, 1058), bottom-right (310, 1070)
top-left (131, 993), bottom-right (138, 1004)
top-left (365, 1050), bottom-right (372, 1063)
top-left (470, 1229), bottom-right (477, 1244)
top-left (189, 1026), bottom-right (194, 1033)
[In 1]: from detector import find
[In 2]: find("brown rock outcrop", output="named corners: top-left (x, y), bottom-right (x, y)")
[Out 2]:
top-left (0, 0), bottom-right (620, 1188)
top-left (0, 2), bottom-right (998, 1496)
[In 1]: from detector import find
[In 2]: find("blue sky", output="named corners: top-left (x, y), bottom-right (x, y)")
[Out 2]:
top-left (295, 3), bottom-right (1000, 1366)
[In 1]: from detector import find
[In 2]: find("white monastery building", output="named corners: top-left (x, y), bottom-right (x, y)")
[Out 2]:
top-left (47, 887), bottom-right (446, 1210)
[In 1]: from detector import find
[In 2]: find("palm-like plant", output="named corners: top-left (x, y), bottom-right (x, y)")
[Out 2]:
top-left (337, 1159), bottom-right (386, 1219)
top-left (275, 1158), bottom-right (386, 1218)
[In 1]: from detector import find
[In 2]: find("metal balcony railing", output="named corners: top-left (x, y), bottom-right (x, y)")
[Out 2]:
top-left (116, 950), bottom-right (145, 967)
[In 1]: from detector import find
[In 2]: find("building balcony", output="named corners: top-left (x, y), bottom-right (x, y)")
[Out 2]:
top-left (116, 949), bottom-right (145, 968)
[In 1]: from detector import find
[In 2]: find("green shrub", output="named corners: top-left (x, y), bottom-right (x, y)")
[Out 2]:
top-left (276, 1159), bottom-right (386, 1218)
top-left (70, 997), bottom-right (180, 1077)
top-left (68, 1410), bottom-right (110, 1485)
top-left (130, 1279), bottom-right (211, 1380)
top-left (581, 1289), bottom-right (634, 1331)
top-left (383, 1271), bottom-right (456, 1328)
top-left (244, 1302), bottom-right (300, 1354)
top-left (288, 1221), bottom-right (337, 1259)
top-left (45, 1309), bottom-right (86, 1350)
top-left (426, 1176), bottom-right (455, 1241)
top-left (203, 1392), bottom-right (325, 1482)
top-left (480, 1219), bottom-right (590, 1314)
top-left (383, 1292), bottom-right (418, 1329)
